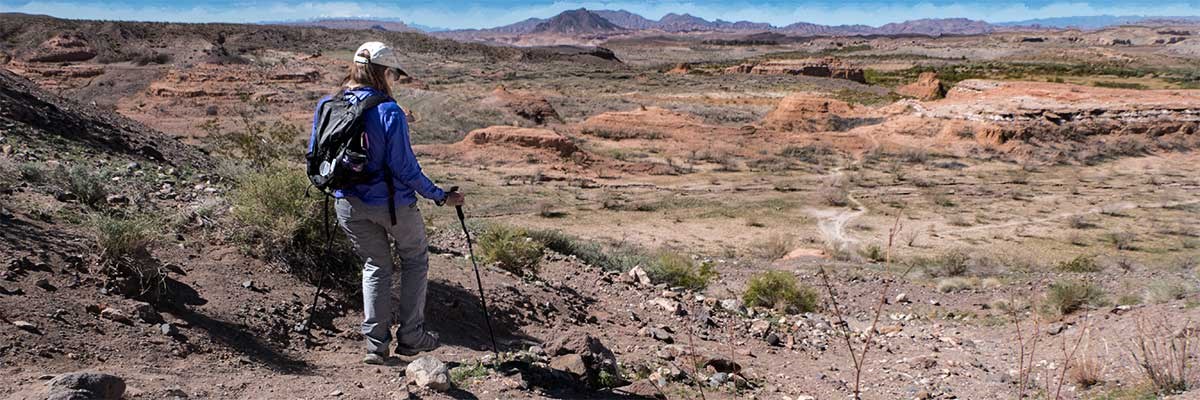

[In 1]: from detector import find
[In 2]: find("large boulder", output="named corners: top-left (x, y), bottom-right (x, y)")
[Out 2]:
top-left (47, 372), bottom-right (125, 400)
top-left (405, 356), bottom-right (451, 392)
top-left (896, 72), bottom-right (946, 100)
top-left (22, 33), bottom-right (97, 63)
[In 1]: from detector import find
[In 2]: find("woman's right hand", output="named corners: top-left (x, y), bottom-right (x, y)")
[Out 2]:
top-left (444, 192), bottom-right (465, 207)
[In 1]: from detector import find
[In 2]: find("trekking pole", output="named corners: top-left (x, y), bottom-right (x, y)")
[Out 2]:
top-left (449, 186), bottom-right (501, 359)
top-left (301, 194), bottom-right (333, 347)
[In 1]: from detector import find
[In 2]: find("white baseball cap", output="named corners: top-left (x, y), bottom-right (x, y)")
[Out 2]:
top-left (353, 41), bottom-right (407, 75)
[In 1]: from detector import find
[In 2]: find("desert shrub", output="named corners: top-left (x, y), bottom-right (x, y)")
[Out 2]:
top-left (936, 277), bottom-right (973, 293)
top-left (742, 270), bottom-right (819, 313)
top-left (1145, 280), bottom-right (1192, 304)
top-left (17, 162), bottom-right (47, 183)
top-left (230, 166), bottom-right (357, 284)
top-left (818, 182), bottom-right (849, 207)
top-left (779, 145), bottom-right (836, 164)
top-left (1118, 293), bottom-right (1143, 306)
top-left (860, 243), bottom-right (885, 262)
top-left (1067, 215), bottom-right (1095, 229)
top-left (1067, 232), bottom-right (1089, 246)
top-left (1070, 357), bottom-right (1105, 389)
top-left (1042, 280), bottom-right (1107, 317)
top-left (1130, 319), bottom-right (1196, 396)
top-left (1105, 231), bottom-right (1137, 250)
top-left (478, 225), bottom-right (544, 276)
top-left (645, 252), bottom-right (717, 291)
top-left (56, 164), bottom-right (108, 208)
top-left (899, 148), bottom-right (929, 164)
top-left (1056, 254), bottom-right (1102, 273)
top-left (449, 361), bottom-right (490, 388)
top-left (209, 117), bottom-right (299, 168)
top-left (751, 234), bottom-right (795, 260)
top-left (526, 229), bottom-right (646, 272)
top-left (916, 249), bottom-right (972, 277)
top-left (90, 214), bottom-right (164, 299)
top-left (133, 51), bottom-right (171, 66)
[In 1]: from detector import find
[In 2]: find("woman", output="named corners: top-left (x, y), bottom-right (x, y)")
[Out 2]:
top-left (311, 41), bottom-right (464, 365)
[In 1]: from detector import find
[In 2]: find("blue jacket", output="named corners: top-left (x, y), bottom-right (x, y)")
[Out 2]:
top-left (308, 87), bottom-right (446, 207)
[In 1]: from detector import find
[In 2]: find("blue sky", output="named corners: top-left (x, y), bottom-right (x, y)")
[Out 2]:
top-left (1, 1), bottom-right (1198, 29)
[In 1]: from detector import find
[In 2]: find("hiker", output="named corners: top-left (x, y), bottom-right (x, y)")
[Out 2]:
top-left (309, 41), bottom-right (464, 365)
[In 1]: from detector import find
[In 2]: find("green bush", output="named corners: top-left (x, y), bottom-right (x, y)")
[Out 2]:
top-left (1042, 280), bottom-right (1107, 317)
top-left (17, 162), bottom-right (46, 183)
top-left (914, 249), bottom-right (971, 277)
top-left (526, 229), bottom-right (646, 272)
top-left (1104, 231), bottom-right (1136, 250)
top-left (478, 225), bottom-right (544, 276)
top-left (645, 252), bottom-right (717, 291)
top-left (57, 164), bottom-right (108, 208)
top-left (90, 214), bottom-right (163, 298)
top-left (1056, 254), bottom-right (1102, 273)
top-left (92, 214), bottom-right (157, 262)
top-left (1145, 280), bottom-right (1192, 304)
top-left (208, 117), bottom-right (300, 168)
top-left (751, 234), bottom-right (795, 260)
top-left (860, 243), bottom-right (885, 262)
top-left (230, 166), bottom-right (357, 283)
top-left (743, 270), bottom-right (819, 313)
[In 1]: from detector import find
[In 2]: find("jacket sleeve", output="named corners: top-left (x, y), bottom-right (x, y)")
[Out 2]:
top-left (382, 104), bottom-right (445, 202)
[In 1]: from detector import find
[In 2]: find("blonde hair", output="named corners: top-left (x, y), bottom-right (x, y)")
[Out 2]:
top-left (335, 49), bottom-right (392, 96)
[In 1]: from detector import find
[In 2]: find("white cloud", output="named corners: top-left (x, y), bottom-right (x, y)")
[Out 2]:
top-left (1, 1), bottom-right (1197, 28)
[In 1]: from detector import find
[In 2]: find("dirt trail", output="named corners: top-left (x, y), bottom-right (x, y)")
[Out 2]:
top-left (807, 166), bottom-right (868, 254)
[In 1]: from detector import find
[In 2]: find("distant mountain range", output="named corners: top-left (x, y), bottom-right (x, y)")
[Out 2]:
top-left (453, 8), bottom-right (1000, 36)
top-left (269, 10), bottom-right (1200, 38)
top-left (996, 15), bottom-right (1200, 29)
top-left (267, 18), bottom-right (450, 32)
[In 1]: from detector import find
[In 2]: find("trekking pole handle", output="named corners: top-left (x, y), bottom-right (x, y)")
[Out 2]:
top-left (448, 186), bottom-right (465, 220)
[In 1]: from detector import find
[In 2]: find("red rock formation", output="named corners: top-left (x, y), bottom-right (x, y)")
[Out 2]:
top-left (762, 94), bottom-right (858, 132)
top-left (724, 58), bottom-right (865, 83)
top-left (578, 106), bottom-right (710, 139)
top-left (463, 126), bottom-right (579, 157)
top-left (896, 72), bottom-right (946, 100)
top-left (666, 63), bottom-right (691, 75)
top-left (484, 86), bottom-right (561, 124)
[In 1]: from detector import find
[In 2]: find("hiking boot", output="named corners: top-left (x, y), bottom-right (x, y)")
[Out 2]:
top-left (395, 331), bottom-right (440, 356)
top-left (362, 353), bottom-right (387, 365)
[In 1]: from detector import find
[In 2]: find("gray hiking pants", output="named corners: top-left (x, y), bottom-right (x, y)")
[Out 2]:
top-left (334, 196), bottom-right (430, 355)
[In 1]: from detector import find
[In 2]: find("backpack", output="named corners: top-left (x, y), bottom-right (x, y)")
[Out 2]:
top-left (305, 91), bottom-right (392, 192)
